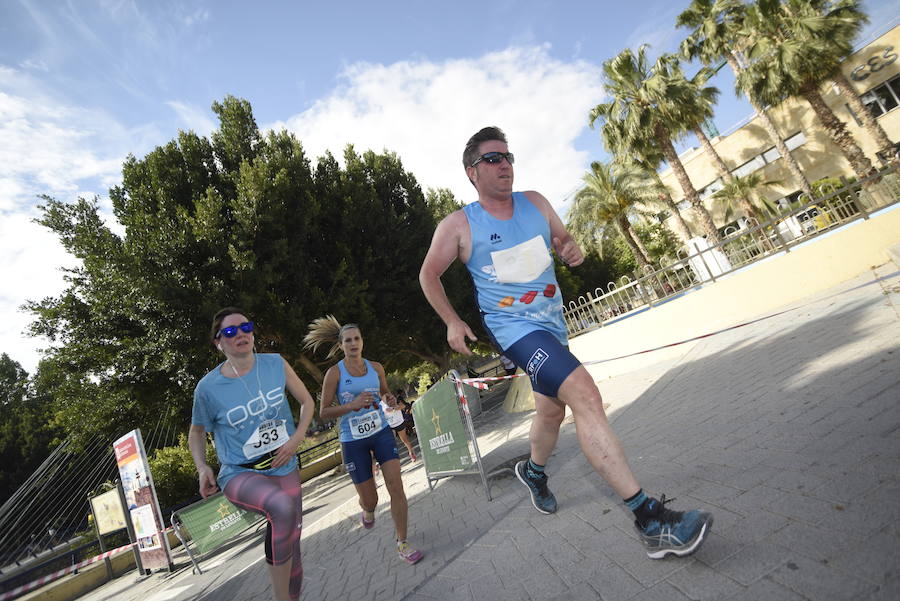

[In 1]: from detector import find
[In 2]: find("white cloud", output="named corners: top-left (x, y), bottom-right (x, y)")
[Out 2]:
top-left (0, 69), bottom-right (128, 209)
top-left (166, 100), bottom-right (217, 137)
top-left (273, 45), bottom-right (606, 210)
top-left (0, 209), bottom-right (78, 373)
top-left (0, 66), bottom-right (130, 371)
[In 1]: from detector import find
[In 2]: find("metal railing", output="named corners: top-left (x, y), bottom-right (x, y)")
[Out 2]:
top-left (298, 436), bottom-right (340, 465)
top-left (564, 164), bottom-right (900, 337)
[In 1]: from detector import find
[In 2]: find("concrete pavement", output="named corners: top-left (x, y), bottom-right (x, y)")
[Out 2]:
top-left (75, 264), bottom-right (899, 601)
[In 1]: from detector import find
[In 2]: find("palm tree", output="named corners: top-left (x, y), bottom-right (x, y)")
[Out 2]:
top-left (591, 46), bottom-right (722, 245)
top-left (738, 0), bottom-right (876, 181)
top-left (712, 172), bottom-right (782, 221)
top-left (602, 118), bottom-right (694, 242)
top-left (677, 0), bottom-right (817, 199)
top-left (567, 161), bottom-right (658, 270)
top-left (665, 57), bottom-right (767, 223)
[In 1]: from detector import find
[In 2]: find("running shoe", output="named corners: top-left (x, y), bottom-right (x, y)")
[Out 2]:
top-left (514, 460), bottom-right (558, 514)
top-left (397, 540), bottom-right (423, 564)
top-left (633, 495), bottom-right (713, 559)
top-left (360, 510), bottom-right (375, 529)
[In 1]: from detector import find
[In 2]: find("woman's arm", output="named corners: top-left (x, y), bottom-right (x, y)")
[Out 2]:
top-left (270, 358), bottom-right (317, 469)
top-left (372, 361), bottom-right (397, 407)
top-left (319, 365), bottom-right (374, 421)
top-left (188, 424), bottom-right (219, 498)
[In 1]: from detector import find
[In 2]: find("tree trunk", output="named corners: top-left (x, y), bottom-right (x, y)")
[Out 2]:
top-left (727, 53), bottom-right (815, 200)
top-left (831, 71), bottom-right (896, 164)
top-left (694, 126), bottom-right (763, 223)
top-left (658, 129), bottom-right (721, 245)
top-left (799, 81), bottom-right (876, 181)
top-left (616, 217), bottom-right (652, 269)
top-left (658, 189), bottom-right (693, 241)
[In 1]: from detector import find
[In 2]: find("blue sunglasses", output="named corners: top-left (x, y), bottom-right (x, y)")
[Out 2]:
top-left (217, 321), bottom-right (254, 339)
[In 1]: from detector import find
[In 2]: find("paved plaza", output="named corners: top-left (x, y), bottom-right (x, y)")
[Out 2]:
top-left (76, 265), bottom-right (900, 601)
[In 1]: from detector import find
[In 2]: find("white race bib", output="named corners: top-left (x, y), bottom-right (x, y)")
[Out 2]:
top-left (490, 235), bottom-right (552, 283)
top-left (242, 419), bottom-right (288, 459)
top-left (349, 410), bottom-right (383, 439)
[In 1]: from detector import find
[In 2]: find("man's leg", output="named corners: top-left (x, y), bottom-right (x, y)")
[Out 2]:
top-left (528, 393), bottom-right (565, 466)
top-left (514, 392), bottom-right (565, 514)
top-left (557, 365), bottom-right (713, 558)
top-left (556, 365), bottom-right (640, 498)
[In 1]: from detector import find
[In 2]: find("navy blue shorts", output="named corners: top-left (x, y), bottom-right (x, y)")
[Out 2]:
top-left (341, 427), bottom-right (399, 484)
top-left (503, 330), bottom-right (582, 397)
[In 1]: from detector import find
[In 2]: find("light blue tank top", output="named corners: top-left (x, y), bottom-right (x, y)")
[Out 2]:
top-left (335, 359), bottom-right (389, 443)
top-left (463, 192), bottom-right (567, 350)
top-left (192, 353), bottom-right (298, 487)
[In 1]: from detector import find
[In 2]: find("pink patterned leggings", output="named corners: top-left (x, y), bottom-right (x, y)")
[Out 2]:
top-left (224, 469), bottom-right (303, 598)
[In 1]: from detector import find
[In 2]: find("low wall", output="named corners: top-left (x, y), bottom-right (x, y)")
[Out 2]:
top-left (571, 205), bottom-right (900, 380)
top-left (300, 452), bottom-right (343, 482)
top-left (19, 530), bottom-right (181, 601)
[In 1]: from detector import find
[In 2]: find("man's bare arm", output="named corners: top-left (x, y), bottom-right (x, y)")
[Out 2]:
top-left (419, 212), bottom-right (478, 354)
top-left (525, 190), bottom-right (584, 267)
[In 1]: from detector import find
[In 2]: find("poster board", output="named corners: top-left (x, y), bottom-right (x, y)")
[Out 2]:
top-left (113, 429), bottom-right (173, 571)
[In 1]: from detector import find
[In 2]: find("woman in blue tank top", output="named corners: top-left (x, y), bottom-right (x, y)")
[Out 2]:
top-left (304, 316), bottom-right (423, 565)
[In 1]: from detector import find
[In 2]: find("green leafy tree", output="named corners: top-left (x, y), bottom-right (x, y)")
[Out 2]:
top-left (0, 356), bottom-right (60, 506)
top-left (26, 95), bottom-right (467, 448)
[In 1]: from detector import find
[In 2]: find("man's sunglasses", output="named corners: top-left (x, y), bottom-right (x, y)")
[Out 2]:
top-left (470, 151), bottom-right (515, 167)
top-left (217, 321), bottom-right (254, 339)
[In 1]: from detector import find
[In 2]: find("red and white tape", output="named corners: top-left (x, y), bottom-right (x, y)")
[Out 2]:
top-left (0, 542), bottom-right (133, 601)
top-left (458, 373), bottom-right (526, 389)
top-left (1, 524), bottom-right (176, 601)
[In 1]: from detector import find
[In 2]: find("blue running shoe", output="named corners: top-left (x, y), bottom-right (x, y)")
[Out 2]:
top-left (633, 495), bottom-right (713, 559)
top-left (514, 460), bottom-right (557, 514)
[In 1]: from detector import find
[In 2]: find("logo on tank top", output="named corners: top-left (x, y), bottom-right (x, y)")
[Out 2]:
top-left (490, 233), bottom-right (502, 244)
top-left (526, 348), bottom-right (549, 383)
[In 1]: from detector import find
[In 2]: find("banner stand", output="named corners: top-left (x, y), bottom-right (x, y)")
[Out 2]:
top-left (412, 369), bottom-right (491, 502)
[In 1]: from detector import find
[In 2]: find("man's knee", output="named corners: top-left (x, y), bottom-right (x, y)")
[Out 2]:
top-left (535, 396), bottom-right (566, 425)
top-left (558, 367), bottom-right (602, 406)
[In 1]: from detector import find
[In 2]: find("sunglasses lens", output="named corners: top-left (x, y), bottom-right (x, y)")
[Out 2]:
top-left (239, 322), bottom-right (254, 333)
top-left (482, 152), bottom-right (513, 165)
top-left (220, 326), bottom-right (238, 338)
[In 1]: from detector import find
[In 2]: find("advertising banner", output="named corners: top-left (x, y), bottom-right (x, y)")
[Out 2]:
top-left (174, 493), bottom-right (262, 555)
top-left (412, 379), bottom-right (473, 474)
top-left (113, 429), bottom-right (173, 571)
top-left (89, 489), bottom-right (126, 535)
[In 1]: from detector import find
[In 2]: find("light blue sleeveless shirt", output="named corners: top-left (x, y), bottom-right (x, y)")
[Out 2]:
top-left (192, 353), bottom-right (298, 487)
top-left (335, 359), bottom-right (389, 443)
top-left (463, 192), bottom-right (567, 350)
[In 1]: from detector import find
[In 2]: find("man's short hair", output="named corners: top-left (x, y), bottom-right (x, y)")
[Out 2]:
top-left (463, 126), bottom-right (507, 169)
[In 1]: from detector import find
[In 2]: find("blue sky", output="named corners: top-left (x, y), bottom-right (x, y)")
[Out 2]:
top-left (1, 0), bottom-right (898, 373)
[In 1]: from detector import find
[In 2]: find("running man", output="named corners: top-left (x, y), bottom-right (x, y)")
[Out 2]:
top-left (418, 126), bottom-right (713, 559)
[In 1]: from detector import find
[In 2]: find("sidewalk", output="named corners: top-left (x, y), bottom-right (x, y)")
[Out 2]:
top-left (78, 265), bottom-right (899, 601)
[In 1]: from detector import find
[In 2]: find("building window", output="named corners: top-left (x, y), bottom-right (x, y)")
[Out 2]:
top-left (784, 131), bottom-right (805, 151)
top-left (852, 74), bottom-right (900, 120)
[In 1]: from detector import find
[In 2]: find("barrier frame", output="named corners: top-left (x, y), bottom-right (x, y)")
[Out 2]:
top-left (413, 370), bottom-right (492, 502)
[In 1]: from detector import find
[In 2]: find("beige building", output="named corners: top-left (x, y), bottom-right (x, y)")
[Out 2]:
top-left (658, 24), bottom-right (900, 238)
